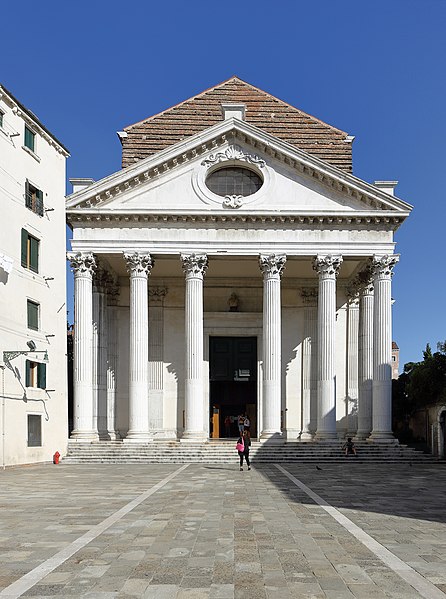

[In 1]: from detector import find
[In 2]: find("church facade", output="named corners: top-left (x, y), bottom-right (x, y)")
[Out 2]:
top-left (66, 77), bottom-right (411, 444)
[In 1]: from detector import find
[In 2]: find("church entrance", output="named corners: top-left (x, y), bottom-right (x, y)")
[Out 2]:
top-left (209, 337), bottom-right (257, 439)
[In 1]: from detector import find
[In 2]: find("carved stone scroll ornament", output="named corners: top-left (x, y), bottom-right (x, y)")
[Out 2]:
top-left (201, 145), bottom-right (266, 168)
top-left (259, 254), bottom-right (287, 278)
top-left (124, 252), bottom-right (154, 277)
top-left (370, 254), bottom-right (400, 278)
top-left (312, 254), bottom-right (343, 278)
top-left (67, 252), bottom-right (96, 277)
top-left (223, 195), bottom-right (243, 209)
top-left (181, 253), bottom-right (209, 278)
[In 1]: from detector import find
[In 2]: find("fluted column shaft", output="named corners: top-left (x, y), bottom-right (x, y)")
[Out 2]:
top-left (357, 281), bottom-right (374, 439)
top-left (259, 254), bottom-right (286, 440)
top-left (301, 288), bottom-right (318, 439)
top-left (370, 254), bottom-right (399, 441)
top-left (124, 252), bottom-right (153, 441)
top-left (68, 252), bottom-right (98, 440)
top-left (313, 255), bottom-right (342, 440)
top-left (107, 284), bottom-right (120, 439)
top-left (346, 299), bottom-right (359, 435)
top-left (181, 254), bottom-right (208, 440)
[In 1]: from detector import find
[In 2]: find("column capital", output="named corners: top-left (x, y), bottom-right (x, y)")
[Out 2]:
top-left (93, 265), bottom-right (112, 294)
top-left (149, 287), bottom-right (168, 304)
top-left (371, 254), bottom-right (399, 278)
top-left (67, 252), bottom-right (96, 278)
top-left (107, 282), bottom-right (120, 306)
top-left (313, 254), bottom-right (343, 278)
top-left (259, 253), bottom-right (286, 278)
top-left (301, 287), bottom-right (318, 306)
top-left (181, 253), bottom-right (208, 278)
top-left (124, 252), bottom-right (154, 277)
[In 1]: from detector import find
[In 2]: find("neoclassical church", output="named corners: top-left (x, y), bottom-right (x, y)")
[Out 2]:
top-left (66, 77), bottom-right (411, 444)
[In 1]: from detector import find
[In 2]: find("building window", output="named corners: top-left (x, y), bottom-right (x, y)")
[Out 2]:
top-left (21, 229), bottom-right (39, 272)
top-left (0, 110), bottom-right (4, 129)
top-left (24, 125), bottom-right (35, 152)
top-left (25, 360), bottom-right (46, 389)
top-left (206, 166), bottom-right (263, 197)
top-left (25, 181), bottom-right (44, 216)
top-left (27, 299), bottom-right (39, 330)
top-left (27, 414), bottom-right (42, 446)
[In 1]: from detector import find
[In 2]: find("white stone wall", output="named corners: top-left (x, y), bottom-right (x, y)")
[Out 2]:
top-left (0, 90), bottom-right (68, 466)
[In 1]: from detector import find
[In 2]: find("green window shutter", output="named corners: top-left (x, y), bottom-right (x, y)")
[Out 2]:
top-left (24, 126), bottom-right (35, 151)
top-left (27, 300), bottom-right (39, 330)
top-left (21, 229), bottom-right (28, 267)
top-left (37, 363), bottom-right (46, 389)
top-left (25, 361), bottom-right (31, 387)
top-left (29, 236), bottom-right (39, 273)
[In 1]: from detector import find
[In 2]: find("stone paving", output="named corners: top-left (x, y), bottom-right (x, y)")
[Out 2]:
top-left (0, 461), bottom-right (445, 598)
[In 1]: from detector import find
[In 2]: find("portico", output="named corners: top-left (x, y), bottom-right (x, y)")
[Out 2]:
top-left (66, 77), bottom-right (412, 446)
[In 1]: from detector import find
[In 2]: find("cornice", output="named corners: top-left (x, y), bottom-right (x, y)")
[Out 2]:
top-left (65, 118), bottom-right (412, 215)
top-left (66, 210), bottom-right (405, 229)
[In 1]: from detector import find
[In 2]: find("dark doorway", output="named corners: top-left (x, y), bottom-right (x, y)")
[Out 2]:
top-left (209, 337), bottom-right (257, 438)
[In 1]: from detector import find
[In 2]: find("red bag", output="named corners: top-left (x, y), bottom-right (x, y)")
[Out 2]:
top-left (236, 441), bottom-right (244, 452)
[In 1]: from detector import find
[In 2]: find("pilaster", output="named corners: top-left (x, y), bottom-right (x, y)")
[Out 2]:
top-left (356, 272), bottom-right (374, 439)
top-left (300, 287), bottom-right (318, 440)
top-left (106, 281), bottom-right (120, 440)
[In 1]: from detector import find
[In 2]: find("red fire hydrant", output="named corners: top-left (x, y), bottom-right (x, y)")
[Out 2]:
top-left (53, 451), bottom-right (60, 465)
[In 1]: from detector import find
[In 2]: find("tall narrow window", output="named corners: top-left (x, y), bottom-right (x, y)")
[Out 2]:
top-left (21, 229), bottom-right (39, 273)
top-left (25, 181), bottom-right (44, 216)
top-left (24, 125), bottom-right (35, 152)
top-left (25, 360), bottom-right (46, 389)
top-left (27, 300), bottom-right (39, 331)
top-left (0, 110), bottom-right (4, 129)
top-left (27, 415), bottom-right (42, 446)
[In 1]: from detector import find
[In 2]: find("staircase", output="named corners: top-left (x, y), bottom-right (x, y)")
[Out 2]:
top-left (64, 440), bottom-right (435, 464)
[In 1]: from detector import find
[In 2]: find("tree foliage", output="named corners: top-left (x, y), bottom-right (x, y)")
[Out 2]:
top-left (393, 342), bottom-right (446, 419)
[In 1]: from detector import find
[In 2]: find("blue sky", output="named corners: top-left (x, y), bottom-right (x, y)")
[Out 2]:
top-left (3, 0), bottom-right (445, 369)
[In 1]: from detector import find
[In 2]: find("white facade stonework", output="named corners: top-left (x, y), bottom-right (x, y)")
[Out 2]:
top-left (0, 85), bottom-right (69, 466)
top-left (66, 80), bottom-right (412, 445)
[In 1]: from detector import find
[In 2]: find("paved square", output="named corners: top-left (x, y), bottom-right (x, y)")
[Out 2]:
top-left (0, 462), bottom-right (445, 598)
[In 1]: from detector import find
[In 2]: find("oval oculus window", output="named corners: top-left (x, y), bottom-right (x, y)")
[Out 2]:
top-left (206, 166), bottom-right (263, 197)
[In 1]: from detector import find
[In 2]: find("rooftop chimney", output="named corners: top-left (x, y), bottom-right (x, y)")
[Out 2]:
top-left (69, 178), bottom-right (95, 194)
top-left (374, 181), bottom-right (398, 196)
top-left (221, 103), bottom-right (246, 121)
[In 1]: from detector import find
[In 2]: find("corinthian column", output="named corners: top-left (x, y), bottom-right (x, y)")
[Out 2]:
top-left (369, 254), bottom-right (399, 442)
top-left (301, 287), bottom-right (318, 440)
top-left (67, 252), bottom-right (98, 440)
top-left (124, 252), bottom-right (153, 441)
top-left (356, 274), bottom-right (374, 439)
top-left (181, 253), bottom-right (208, 441)
top-left (313, 255), bottom-right (343, 440)
top-left (259, 254), bottom-right (286, 441)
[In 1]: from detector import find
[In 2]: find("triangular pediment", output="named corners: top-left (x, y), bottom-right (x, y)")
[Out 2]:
top-left (66, 118), bottom-right (412, 222)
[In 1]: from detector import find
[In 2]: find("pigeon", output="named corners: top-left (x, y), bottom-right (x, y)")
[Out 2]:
top-left (316, 465), bottom-right (322, 471)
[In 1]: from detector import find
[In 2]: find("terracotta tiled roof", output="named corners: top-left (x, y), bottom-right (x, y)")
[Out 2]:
top-left (121, 77), bottom-right (352, 172)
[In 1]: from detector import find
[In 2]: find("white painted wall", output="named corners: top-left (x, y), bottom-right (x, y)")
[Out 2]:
top-left (0, 90), bottom-right (68, 466)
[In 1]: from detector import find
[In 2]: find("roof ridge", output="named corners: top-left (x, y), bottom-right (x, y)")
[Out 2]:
top-left (123, 76), bottom-right (241, 131)
top-left (123, 76), bottom-right (348, 137)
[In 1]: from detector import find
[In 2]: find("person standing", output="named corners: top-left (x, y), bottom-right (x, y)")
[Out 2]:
top-left (236, 430), bottom-right (251, 471)
top-left (243, 415), bottom-right (251, 438)
top-left (238, 413), bottom-right (245, 435)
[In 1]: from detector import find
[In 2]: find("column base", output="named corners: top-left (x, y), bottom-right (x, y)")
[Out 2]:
top-left (298, 431), bottom-right (315, 442)
top-left (355, 430), bottom-right (371, 441)
top-left (283, 428), bottom-right (301, 441)
top-left (259, 431), bottom-right (284, 444)
top-left (367, 433), bottom-right (398, 444)
top-left (70, 430), bottom-right (99, 441)
top-left (107, 431), bottom-right (121, 441)
top-left (124, 432), bottom-right (153, 442)
top-left (314, 431), bottom-right (338, 441)
top-left (151, 429), bottom-right (178, 440)
top-left (181, 431), bottom-right (207, 442)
